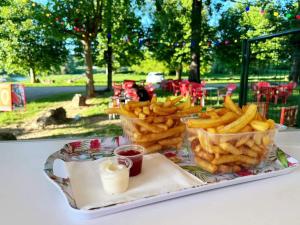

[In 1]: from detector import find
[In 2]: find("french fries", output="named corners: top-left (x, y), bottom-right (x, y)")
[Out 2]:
top-left (186, 96), bottom-right (276, 174)
top-left (106, 96), bottom-right (202, 153)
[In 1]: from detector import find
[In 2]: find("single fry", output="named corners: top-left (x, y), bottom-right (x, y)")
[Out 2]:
top-left (251, 144), bottom-right (263, 153)
top-left (207, 128), bottom-right (217, 133)
top-left (253, 133), bottom-right (263, 145)
top-left (215, 108), bottom-right (229, 116)
top-left (120, 104), bottom-right (137, 118)
top-left (218, 165), bottom-right (241, 173)
top-left (145, 116), bottom-right (154, 123)
top-left (170, 96), bottom-right (183, 105)
top-left (239, 146), bottom-right (258, 158)
top-left (153, 116), bottom-right (166, 123)
top-left (245, 139), bottom-right (255, 148)
top-left (177, 106), bottom-right (202, 117)
top-left (151, 95), bottom-right (157, 103)
top-left (133, 124), bottom-right (185, 143)
top-left (134, 119), bottom-right (164, 133)
top-left (163, 101), bottom-right (172, 107)
top-left (145, 144), bottom-right (162, 154)
top-left (158, 137), bottom-right (182, 146)
top-left (262, 135), bottom-right (271, 146)
top-left (240, 125), bottom-right (253, 132)
top-left (197, 151), bottom-right (215, 162)
top-left (212, 155), bottom-right (239, 165)
top-left (235, 134), bottom-right (251, 147)
top-left (127, 101), bottom-right (150, 109)
top-left (207, 111), bottom-right (220, 119)
top-left (187, 111), bottom-right (238, 128)
top-left (219, 142), bottom-right (242, 155)
top-left (250, 120), bottom-right (270, 132)
top-left (267, 119), bottom-right (275, 129)
top-left (105, 107), bottom-right (121, 114)
top-left (138, 112), bottom-right (146, 120)
top-left (195, 157), bottom-right (218, 174)
top-left (153, 105), bottom-right (177, 113)
top-left (218, 104), bottom-right (257, 133)
top-left (143, 106), bottom-right (151, 115)
top-left (156, 123), bottom-right (169, 131)
top-left (134, 107), bottom-right (142, 116)
top-left (238, 155), bottom-right (258, 165)
top-left (224, 95), bottom-right (242, 115)
top-left (166, 118), bottom-right (174, 128)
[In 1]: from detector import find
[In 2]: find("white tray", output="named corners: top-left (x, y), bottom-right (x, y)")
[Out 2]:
top-left (44, 137), bottom-right (299, 219)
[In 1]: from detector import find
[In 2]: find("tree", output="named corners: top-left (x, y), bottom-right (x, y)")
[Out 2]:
top-left (0, 0), bottom-right (67, 83)
top-left (214, 6), bottom-right (244, 74)
top-left (149, 0), bottom-right (190, 79)
top-left (215, 2), bottom-right (293, 75)
top-left (150, 0), bottom-right (213, 80)
top-left (286, 0), bottom-right (300, 83)
top-left (44, 0), bottom-right (104, 97)
top-left (96, 0), bottom-right (143, 90)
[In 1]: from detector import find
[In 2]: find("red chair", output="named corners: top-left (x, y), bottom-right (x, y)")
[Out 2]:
top-left (218, 83), bottom-right (237, 102)
top-left (112, 82), bottom-right (122, 97)
top-left (273, 82), bottom-right (297, 104)
top-left (122, 80), bottom-right (136, 90)
top-left (253, 82), bottom-right (272, 104)
top-left (179, 80), bottom-right (190, 97)
top-left (189, 82), bottom-right (206, 105)
top-left (171, 80), bottom-right (181, 96)
top-left (161, 79), bottom-right (173, 92)
top-left (144, 83), bottom-right (155, 100)
top-left (124, 88), bottom-right (139, 101)
top-left (226, 83), bottom-right (237, 95)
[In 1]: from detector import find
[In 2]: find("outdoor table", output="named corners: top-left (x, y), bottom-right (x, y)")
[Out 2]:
top-left (202, 86), bottom-right (219, 106)
top-left (1, 131), bottom-right (300, 225)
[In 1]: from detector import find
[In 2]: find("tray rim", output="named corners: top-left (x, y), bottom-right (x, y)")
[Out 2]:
top-left (43, 137), bottom-right (299, 219)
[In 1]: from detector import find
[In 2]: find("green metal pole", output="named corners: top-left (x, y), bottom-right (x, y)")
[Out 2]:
top-left (239, 39), bottom-right (250, 107)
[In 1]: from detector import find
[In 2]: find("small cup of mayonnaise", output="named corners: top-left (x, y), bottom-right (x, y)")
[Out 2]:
top-left (99, 157), bottom-right (132, 194)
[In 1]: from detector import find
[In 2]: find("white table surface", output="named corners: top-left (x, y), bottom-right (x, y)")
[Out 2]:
top-left (1, 131), bottom-right (300, 225)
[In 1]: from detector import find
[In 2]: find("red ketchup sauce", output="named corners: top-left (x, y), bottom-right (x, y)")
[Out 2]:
top-left (118, 150), bottom-right (143, 176)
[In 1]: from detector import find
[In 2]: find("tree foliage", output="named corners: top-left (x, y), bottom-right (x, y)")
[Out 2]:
top-left (0, 0), bottom-right (67, 82)
top-left (149, 0), bottom-right (214, 78)
top-left (96, 0), bottom-right (143, 69)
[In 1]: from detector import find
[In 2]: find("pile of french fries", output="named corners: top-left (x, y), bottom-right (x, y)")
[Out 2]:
top-left (106, 96), bottom-right (202, 153)
top-left (186, 96), bottom-right (276, 174)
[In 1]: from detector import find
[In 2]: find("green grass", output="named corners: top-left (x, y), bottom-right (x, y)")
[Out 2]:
top-left (17, 72), bottom-right (291, 87)
top-left (0, 91), bottom-right (113, 127)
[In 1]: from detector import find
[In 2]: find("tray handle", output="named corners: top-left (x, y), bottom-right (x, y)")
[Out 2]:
top-left (44, 150), bottom-right (70, 186)
top-left (44, 150), bottom-right (78, 208)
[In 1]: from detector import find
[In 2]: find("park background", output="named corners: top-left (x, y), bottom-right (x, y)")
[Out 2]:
top-left (0, 0), bottom-right (300, 140)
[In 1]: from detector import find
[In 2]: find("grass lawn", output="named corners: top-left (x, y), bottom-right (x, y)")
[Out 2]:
top-left (17, 72), bottom-right (291, 88)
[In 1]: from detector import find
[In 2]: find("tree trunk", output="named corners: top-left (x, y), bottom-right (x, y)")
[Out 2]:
top-left (289, 1), bottom-right (300, 84)
top-left (189, 0), bottom-right (202, 83)
top-left (106, 0), bottom-right (113, 91)
top-left (175, 63), bottom-right (182, 80)
top-left (106, 38), bottom-right (113, 91)
top-left (81, 39), bottom-right (95, 97)
top-left (290, 44), bottom-right (300, 84)
top-left (29, 67), bottom-right (36, 83)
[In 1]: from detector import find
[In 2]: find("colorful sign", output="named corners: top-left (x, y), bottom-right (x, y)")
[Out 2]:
top-left (0, 84), bottom-right (26, 111)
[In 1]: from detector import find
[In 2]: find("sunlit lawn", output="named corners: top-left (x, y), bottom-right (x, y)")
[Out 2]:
top-left (18, 72), bottom-right (291, 88)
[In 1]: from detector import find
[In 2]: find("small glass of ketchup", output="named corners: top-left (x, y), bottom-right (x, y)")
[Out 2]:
top-left (114, 145), bottom-right (145, 177)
